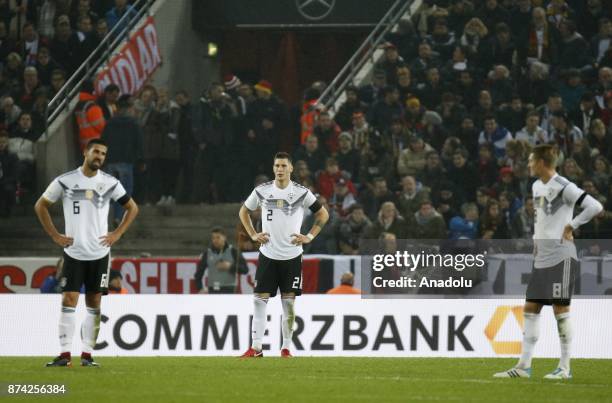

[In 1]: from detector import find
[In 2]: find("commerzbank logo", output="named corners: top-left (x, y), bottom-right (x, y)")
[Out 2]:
top-left (484, 306), bottom-right (524, 355)
top-left (295, 0), bottom-right (336, 21)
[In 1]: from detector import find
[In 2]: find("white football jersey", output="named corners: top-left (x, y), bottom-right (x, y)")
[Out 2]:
top-left (244, 181), bottom-right (317, 260)
top-left (42, 167), bottom-right (127, 261)
top-left (532, 174), bottom-right (584, 268)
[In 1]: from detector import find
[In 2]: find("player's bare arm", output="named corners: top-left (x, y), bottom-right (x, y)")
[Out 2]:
top-left (100, 198), bottom-right (139, 247)
top-left (291, 205), bottom-right (329, 245)
top-left (239, 205), bottom-right (269, 244)
top-left (34, 196), bottom-right (73, 248)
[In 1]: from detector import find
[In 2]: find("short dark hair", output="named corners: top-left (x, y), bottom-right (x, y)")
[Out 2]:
top-left (80, 79), bottom-right (95, 95)
top-left (104, 83), bottom-right (120, 93)
top-left (211, 226), bottom-right (226, 235)
top-left (532, 144), bottom-right (558, 167)
top-left (86, 138), bottom-right (107, 150)
top-left (117, 94), bottom-right (133, 110)
top-left (274, 152), bottom-right (292, 163)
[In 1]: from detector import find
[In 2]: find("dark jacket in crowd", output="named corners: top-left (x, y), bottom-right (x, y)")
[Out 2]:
top-left (101, 114), bottom-right (144, 164)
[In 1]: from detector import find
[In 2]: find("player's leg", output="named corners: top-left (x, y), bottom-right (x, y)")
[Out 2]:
top-left (47, 254), bottom-right (83, 367)
top-left (241, 254), bottom-right (277, 357)
top-left (494, 264), bottom-right (546, 378)
top-left (279, 254), bottom-right (303, 357)
top-left (79, 254), bottom-right (110, 367)
top-left (544, 258), bottom-right (576, 379)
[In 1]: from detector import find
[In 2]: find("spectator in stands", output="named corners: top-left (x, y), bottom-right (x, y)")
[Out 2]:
top-left (336, 203), bottom-right (371, 255)
top-left (460, 18), bottom-right (488, 58)
top-left (48, 68), bottom-right (65, 98)
top-left (471, 90), bottom-right (496, 128)
top-left (5, 52), bottom-right (23, 87)
top-left (397, 135), bottom-right (434, 177)
top-left (94, 18), bottom-right (109, 46)
top-left (427, 18), bottom-right (456, 61)
top-left (329, 177), bottom-right (357, 217)
top-left (173, 90), bottom-right (197, 203)
top-left (302, 195), bottom-right (338, 254)
top-left (412, 199), bottom-right (447, 239)
top-left (13, 66), bottom-right (40, 111)
top-left (316, 158), bottom-right (354, 200)
top-left (0, 21), bottom-right (13, 62)
top-left (549, 109), bottom-right (583, 158)
top-left (74, 80), bottom-right (105, 151)
top-left (558, 19), bottom-right (593, 71)
top-left (587, 119), bottom-right (612, 160)
top-left (498, 94), bottom-right (528, 135)
top-left (591, 17), bottom-right (612, 65)
top-left (313, 111), bottom-right (340, 154)
top-left (193, 82), bottom-right (235, 203)
top-left (335, 85), bottom-right (367, 130)
top-left (73, 15), bottom-right (97, 67)
top-left (71, 0), bottom-right (100, 28)
top-left (518, 6), bottom-right (560, 68)
top-left (560, 157), bottom-right (585, 183)
top-left (537, 92), bottom-right (563, 134)
top-left (396, 66), bottom-right (416, 105)
top-left (418, 150), bottom-right (446, 190)
top-left (50, 15), bottom-right (75, 73)
top-left (327, 271), bottom-right (361, 294)
top-left (335, 132), bottom-right (360, 182)
top-left (592, 156), bottom-right (611, 197)
top-left (107, 271), bottom-right (128, 294)
top-left (293, 134), bottom-right (326, 175)
top-left (0, 96), bottom-right (21, 128)
top-left (359, 177), bottom-right (395, 220)
top-left (101, 94), bottom-right (143, 226)
top-left (432, 179), bottom-right (462, 224)
top-left (40, 257), bottom-right (65, 294)
top-left (480, 199), bottom-right (509, 239)
top-left (359, 68), bottom-right (385, 105)
top-left (511, 195), bottom-right (535, 239)
top-left (447, 149), bottom-right (478, 201)
top-left (375, 42), bottom-right (405, 86)
top-left (367, 85), bottom-right (402, 132)
top-left (366, 201), bottom-right (407, 239)
top-left (477, 0), bottom-right (510, 34)
top-left (454, 69), bottom-right (479, 110)
top-left (449, 202), bottom-right (480, 239)
top-left (477, 144), bottom-right (499, 188)
top-left (8, 112), bottom-right (36, 189)
top-left (195, 227), bottom-right (248, 294)
top-left (106, 0), bottom-right (136, 32)
top-left (97, 83), bottom-right (119, 120)
top-left (37, 0), bottom-right (58, 38)
top-left (0, 130), bottom-right (17, 216)
top-left (515, 111), bottom-right (547, 146)
top-left (558, 69), bottom-right (587, 113)
top-left (410, 42), bottom-right (439, 83)
top-left (482, 23), bottom-right (515, 73)
top-left (478, 115), bottom-right (513, 160)
top-left (17, 22), bottom-right (42, 66)
top-left (395, 174), bottom-right (429, 218)
top-left (154, 88), bottom-right (181, 206)
top-left (35, 46), bottom-right (58, 86)
top-left (358, 137), bottom-right (394, 186)
top-left (570, 92), bottom-right (600, 133)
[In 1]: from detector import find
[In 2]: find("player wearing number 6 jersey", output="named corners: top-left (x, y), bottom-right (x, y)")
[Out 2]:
top-left (34, 138), bottom-right (139, 367)
top-left (494, 144), bottom-right (602, 380)
top-left (239, 152), bottom-right (329, 358)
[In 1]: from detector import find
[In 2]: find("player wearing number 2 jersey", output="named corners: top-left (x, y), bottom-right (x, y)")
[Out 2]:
top-left (34, 138), bottom-right (139, 368)
top-left (239, 152), bottom-right (329, 358)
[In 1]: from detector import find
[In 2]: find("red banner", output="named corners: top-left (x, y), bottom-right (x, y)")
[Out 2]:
top-left (95, 16), bottom-right (162, 95)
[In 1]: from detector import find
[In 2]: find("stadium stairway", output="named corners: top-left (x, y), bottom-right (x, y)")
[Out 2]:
top-left (0, 204), bottom-right (241, 257)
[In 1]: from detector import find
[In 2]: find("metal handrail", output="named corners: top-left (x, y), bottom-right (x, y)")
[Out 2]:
top-left (44, 0), bottom-right (156, 134)
top-left (316, 0), bottom-right (415, 113)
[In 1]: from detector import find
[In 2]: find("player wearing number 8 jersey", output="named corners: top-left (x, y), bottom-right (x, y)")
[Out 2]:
top-left (34, 138), bottom-right (139, 367)
top-left (494, 144), bottom-right (602, 380)
top-left (239, 152), bottom-right (329, 358)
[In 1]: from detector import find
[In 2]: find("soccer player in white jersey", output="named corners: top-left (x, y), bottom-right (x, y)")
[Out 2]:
top-left (239, 152), bottom-right (329, 358)
top-left (34, 138), bottom-right (139, 367)
top-left (494, 144), bottom-right (602, 379)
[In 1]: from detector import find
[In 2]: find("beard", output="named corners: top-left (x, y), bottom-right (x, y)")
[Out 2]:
top-left (87, 160), bottom-right (101, 171)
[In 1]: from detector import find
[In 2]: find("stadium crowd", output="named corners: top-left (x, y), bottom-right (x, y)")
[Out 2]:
top-left (0, 0), bottom-right (138, 216)
top-left (2, 0), bottom-right (612, 253)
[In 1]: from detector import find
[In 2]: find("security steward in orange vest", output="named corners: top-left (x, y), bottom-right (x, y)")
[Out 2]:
top-left (75, 80), bottom-right (106, 151)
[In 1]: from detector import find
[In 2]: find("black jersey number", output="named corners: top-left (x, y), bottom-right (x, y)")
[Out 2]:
top-left (267, 209), bottom-right (273, 221)
top-left (73, 201), bottom-right (80, 215)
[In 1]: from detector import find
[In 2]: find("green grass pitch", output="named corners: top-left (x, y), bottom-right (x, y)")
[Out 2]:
top-left (1, 357), bottom-right (611, 402)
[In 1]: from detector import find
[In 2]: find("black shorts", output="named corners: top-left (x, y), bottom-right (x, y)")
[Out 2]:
top-left (60, 252), bottom-right (111, 294)
top-left (526, 258), bottom-right (578, 306)
top-left (254, 253), bottom-right (303, 297)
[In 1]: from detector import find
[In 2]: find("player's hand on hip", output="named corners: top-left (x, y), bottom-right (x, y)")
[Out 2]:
top-left (562, 224), bottom-right (574, 242)
top-left (99, 231), bottom-right (122, 247)
top-left (52, 233), bottom-right (73, 248)
top-left (251, 232), bottom-right (270, 244)
top-left (291, 233), bottom-right (311, 245)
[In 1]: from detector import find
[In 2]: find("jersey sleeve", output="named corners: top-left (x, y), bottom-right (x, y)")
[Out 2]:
top-left (244, 189), bottom-right (260, 211)
top-left (42, 179), bottom-right (63, 203)
top-left (110, 180), bottom-right (128, 202)
top-left (303, 189), bottom-right (317, 208)
top-left (562, 182), bottom-right (585, 206)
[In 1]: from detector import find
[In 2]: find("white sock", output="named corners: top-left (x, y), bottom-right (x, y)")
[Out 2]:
top-left (517, 312), bottom-right (540, 369)
top-left (281, 297), bottom-right (296, 350)
top-left (251, 296), bottom-right (268, 351)
top-left (556, 312), bottom-right (572, 371)
top-left (81, 308), bottom-right (101, 354)
top-left (59, 306), bottom-right (76, 353)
